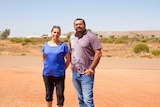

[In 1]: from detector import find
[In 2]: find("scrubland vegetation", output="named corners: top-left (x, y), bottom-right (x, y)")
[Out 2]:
top-left (0, 29), bottom-right (160, 57)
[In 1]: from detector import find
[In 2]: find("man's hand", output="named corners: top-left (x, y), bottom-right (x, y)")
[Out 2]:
top-left (84, 69), bottom-right (94, 76)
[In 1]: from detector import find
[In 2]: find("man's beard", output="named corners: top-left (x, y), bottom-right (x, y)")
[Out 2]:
top-left (76, 28), bottom-right (83, 32)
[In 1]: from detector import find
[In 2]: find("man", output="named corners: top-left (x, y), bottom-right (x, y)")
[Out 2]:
top-left (70, 18), bottom-right (102, 107)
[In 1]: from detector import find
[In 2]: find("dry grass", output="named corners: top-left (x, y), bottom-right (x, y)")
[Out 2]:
top-left (0, 39), bottom-right (160, 58)
top-left (0, 40), bottom-right (42, 56)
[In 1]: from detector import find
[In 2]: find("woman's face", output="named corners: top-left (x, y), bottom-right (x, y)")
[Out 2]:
top-left (51, 28), bottom-right (61, 40)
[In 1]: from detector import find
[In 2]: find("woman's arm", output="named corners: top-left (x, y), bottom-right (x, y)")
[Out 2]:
top-left (42, 53), bottom-right (46, 62)
top-left (65, 52), bottom-right (71, 69)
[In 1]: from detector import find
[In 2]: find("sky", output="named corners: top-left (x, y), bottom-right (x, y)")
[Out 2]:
top-left (1, 0), bottom-right (160, 37)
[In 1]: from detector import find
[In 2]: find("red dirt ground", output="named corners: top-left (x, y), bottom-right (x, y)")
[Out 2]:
top-left (0, 56), bottom-right (160, 107)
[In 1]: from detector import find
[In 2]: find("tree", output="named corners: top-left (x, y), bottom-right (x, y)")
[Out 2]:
top-left (0, 29), bottom-right (10, 39)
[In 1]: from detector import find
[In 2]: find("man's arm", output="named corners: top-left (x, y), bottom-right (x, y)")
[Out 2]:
top-left (90, 49), bottom-right (102, 71)
top-left (85, 49), bottom-right (102, 76)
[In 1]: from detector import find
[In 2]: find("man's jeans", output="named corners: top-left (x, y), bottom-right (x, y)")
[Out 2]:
top-left (72, 71), bottom-right (95, 107)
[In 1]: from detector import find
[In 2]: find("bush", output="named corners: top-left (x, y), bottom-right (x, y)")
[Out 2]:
top-left (99, 38), bottom-right (108, 43)
top-left (22, 42), bottom-right (28, 46)
top-left (114, 38), bottom-right (125, 43)
top-left (23, 38), bottom-right (31, 42)
top-left (134, 44), bottom-right (149, 54)
top-left (106, 38), bottom-right (114, 43)
top-left (151, 50), bottom-right (160, 56)
top-left (139, 38), bottom-right (150, 42)
top-left (10, 38), bottom-right (23, 43)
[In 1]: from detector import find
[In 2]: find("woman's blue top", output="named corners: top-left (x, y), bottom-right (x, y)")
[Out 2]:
top-left (42, 42), bottom-right (69, 77)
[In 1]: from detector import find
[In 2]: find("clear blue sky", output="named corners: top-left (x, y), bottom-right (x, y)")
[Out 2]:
top-left (1, 0), bottom-right (160, 37)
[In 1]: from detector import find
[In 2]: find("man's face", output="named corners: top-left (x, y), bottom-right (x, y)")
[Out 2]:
top-left (74, 20), bottom-right (85, 32)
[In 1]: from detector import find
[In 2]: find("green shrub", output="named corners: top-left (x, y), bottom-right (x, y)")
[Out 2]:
top-left (134, 44), bottom-right (149, 54)
top-left (22, 42), bottom-right (28, 46)
top-left (139, 38), bottom-right (150, 42)
top-left (23, 38), bottom-right (31, 42)
top-left (99, 38), bottom-right (108, 43)
top-left (106, 38), bottom-right (114, 43)
top-left (114, 38), bottom-right (125, 43)
top-left (151, 50), bottom-right (160, 56)
top-left (10, 38), bottom-right (23, 43)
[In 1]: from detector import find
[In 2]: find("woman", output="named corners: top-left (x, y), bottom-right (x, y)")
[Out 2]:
top-left (42, 26), bottom-right (70, 107)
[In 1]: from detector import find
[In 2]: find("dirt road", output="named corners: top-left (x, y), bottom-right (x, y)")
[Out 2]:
top-left (0, 56), bottom-right (160, 107)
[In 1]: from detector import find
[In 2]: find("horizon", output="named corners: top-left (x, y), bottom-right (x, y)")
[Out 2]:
top-left (7, 29), bottom-right (160, 38)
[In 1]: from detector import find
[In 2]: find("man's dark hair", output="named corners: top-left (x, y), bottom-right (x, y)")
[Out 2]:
top-left (74, 18), bottom-right (86, 26)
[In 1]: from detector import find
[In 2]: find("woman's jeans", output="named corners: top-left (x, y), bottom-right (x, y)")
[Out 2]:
top-left (72, 71), bottom-right (95, 107)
